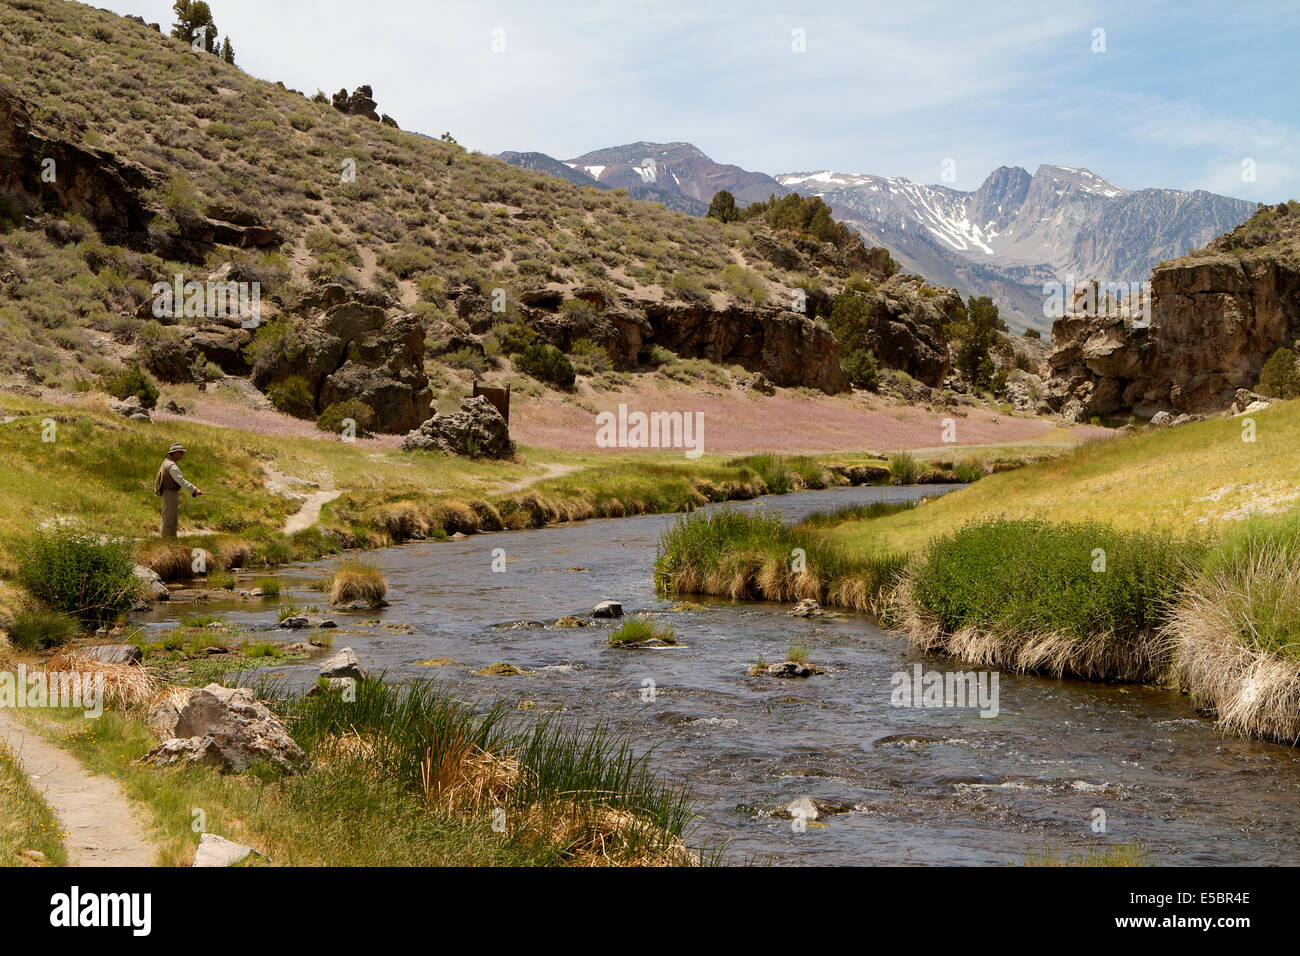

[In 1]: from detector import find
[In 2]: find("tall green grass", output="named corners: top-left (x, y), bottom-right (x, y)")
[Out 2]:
top-left (654, 508), bottom-right (907, 613)
top-left (279, 677), bottom-right (700, 863)
top-left (911, 519), bottom-right (1200, 642)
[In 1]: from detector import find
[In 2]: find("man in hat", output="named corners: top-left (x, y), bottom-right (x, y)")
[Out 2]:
top-left (155, 443), bottom-right (203, 538)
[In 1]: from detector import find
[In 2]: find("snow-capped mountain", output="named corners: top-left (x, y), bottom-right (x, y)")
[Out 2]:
top-left (778, 164), bottom-right (1256, 329)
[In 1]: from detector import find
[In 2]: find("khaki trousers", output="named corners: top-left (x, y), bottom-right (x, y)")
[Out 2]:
top-left (160, 490), bottom-right (179, 538)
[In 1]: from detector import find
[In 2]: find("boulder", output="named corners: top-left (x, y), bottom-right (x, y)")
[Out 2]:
top-left (401, 395), bottom-right (515, 458)
top-left (250, 296), bottom-right (431, 433)
top-left (593, 600), bottom-right (623, 619)
top-left (140, 683), bottom-right (305, 773)
top-left (767, 661), bottom-right (815, 678)
top-left (146, 696), bottom-right (184, 739)
top-left (319, 647), bottom-right (366, 679)
top-left (80, 643), bottom-right (143, 665)
top-left (108, 395), bottom-right (151, 422)
top-left (1149, 410), bottom-right (1174, 427)
top-left (133, 564), bottom-right (169, 602)
top-left (192, 832), bottom-right (263, 868)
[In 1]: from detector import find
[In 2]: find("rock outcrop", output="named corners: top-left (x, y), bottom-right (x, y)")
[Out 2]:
top-left (402, 395), bottom-right (515, 458)
top-left (251, 286), bottom-right (431, 433)
top-left (1046, 201), bottom-right (1300, 417)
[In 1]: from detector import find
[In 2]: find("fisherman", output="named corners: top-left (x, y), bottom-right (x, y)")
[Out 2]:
top-left (155, 442), bottom-right (203, 538)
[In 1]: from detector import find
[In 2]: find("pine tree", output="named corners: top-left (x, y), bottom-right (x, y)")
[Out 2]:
top-left (220, 36), bottom-right (235, 64)
top-left (707, 190), bottom-right (738, 223)
top-left (171, 0), bottom-right (218, 53)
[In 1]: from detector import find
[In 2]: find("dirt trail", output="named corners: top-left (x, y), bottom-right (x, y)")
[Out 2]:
top-left (497, 462), bottom-right (577, 493)
top-left (0, 711), bottom-right (155, 866)
top-left (264, 466), bottom-right (342, 535)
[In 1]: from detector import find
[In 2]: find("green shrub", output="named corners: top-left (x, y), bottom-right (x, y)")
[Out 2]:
top-left (911, 518), bottom-right (1201, 644)
top-left (16, 530), bottom-right (139, 625)
top-left (101, 362), bottom-right (159, 409)
top-left (1258, 346), bottom-right (1300, 399)
top-left (7, 607), bottom-right (79, 651)
top-left (267, 376), bottom-right (316, 418)
top-left (516, 343), bottom-right (575, 389)
top-left (888, 452), bottom-right (920, 484)
top-left (315, 399), bottom-right (374, 435)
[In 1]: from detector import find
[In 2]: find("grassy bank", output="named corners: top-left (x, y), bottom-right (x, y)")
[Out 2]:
top-left (653, 403), bottom-right (1300, 743)
top-left (11, 672), bottom-right (704, 867)
top-left (830, 400), bottom-right (1300, 556)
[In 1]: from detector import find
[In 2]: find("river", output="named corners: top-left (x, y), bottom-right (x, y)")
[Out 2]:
top-left (135, 483), bottom-right (1300, 865)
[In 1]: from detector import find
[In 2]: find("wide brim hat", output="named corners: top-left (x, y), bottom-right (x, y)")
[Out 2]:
top-left (168, 443), bottom-right (185, 455)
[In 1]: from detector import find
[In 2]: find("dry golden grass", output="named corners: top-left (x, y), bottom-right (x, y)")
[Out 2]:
top-left (520, 802), bottom-right (698, 867)
top-left (45, 650), bottom-right (157, 711)
top-left (1164, 539), bottom-right (1300, 743)
top-left (330, 559), bottom-right (388, 607)
top-left (421, 737), bottom-right (521, 814)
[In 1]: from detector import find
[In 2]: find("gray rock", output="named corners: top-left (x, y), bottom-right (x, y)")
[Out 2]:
top-left (767, 661), bottom-right (814, 678)
top-left (1149, 410), bottom-right (1174, 427)
top-left (132, 564), bottom-right (169, 602)
top-left (279, 615), bottom-right (309, 629)
top-left (593, 600), bottom-right (623, 619)
top-left (319, 647), bottom-right (366, 679)
top-left (80, 644), bottom-right (143, 665)
top-left (146, 695), bottom-right (185, 739)
top-left (193, 832), bottom-right (263, 867)
top-left (141, 684), bottom-right (305, 773)
top-left (306, 616), bottom-right (337, 629)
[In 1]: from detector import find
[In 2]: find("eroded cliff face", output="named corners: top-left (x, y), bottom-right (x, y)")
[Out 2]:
top-left (1047, 202), bottom-right (1300, 418)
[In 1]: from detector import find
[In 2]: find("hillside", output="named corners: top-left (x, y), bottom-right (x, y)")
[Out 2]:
top-left (0, 0), bottom-right (964, 432)
top-left (831, 396), bottom-right (1300, 556)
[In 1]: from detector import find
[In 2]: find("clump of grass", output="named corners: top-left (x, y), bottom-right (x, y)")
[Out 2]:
top-left (281, 677), bottom-right (701, 865)
top-left (888, 452), bottom-right (920, 485)
top-left (899, 518), bottom-right (1202, 681)
top-left (655, 508), bottom-right (906, 614)
top-left (330, 559), bottom-right (388, 607)
top-left (1164, 526), bottom-right (1300, 742)
top-left (785, 642), bottom-right (809, 663)
top-left (180, 614), bottom-right (219, 628)
top-left (608, 615), bottom-right (677, 647)
top-left (242, 641), bottom-right (284, 659)
top-left (206, 570), bottom-right (236, 590)
top-left (1025, 839), bottom-right (1150, 867)
top-left (7, 607), bottom-right (79, 651)
top-left (256, 578), bottom-right (281, 598)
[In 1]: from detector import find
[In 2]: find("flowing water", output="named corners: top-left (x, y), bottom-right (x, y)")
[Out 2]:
top-left (137, 484), bottom-right (1300, 865)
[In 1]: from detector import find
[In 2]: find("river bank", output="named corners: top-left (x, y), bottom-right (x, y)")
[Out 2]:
top-left (655, 402), bottom-right (1300, 744)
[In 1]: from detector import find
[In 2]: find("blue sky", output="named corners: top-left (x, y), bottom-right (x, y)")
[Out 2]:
top-left (107, 0), bottom-right (1298, 200)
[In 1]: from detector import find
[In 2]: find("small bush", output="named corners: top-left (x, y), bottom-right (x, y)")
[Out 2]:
top-left (331, 559), bottom-right (388, 607)
top-left (888, 452), bottom-right (920, 484)
top-left (267, 376), bottom-right (316, 418)
top-left (516, 343), bottom-right (575, 389)
top-left (8, 608), bottom-right (79, 651)
top-left (315, 399), bottom-right (374, 436)
top-left (101, 362), bottom-right (159, 409)
top-left (17, 530), bottom-right (139, 625)
top-left (256, 578), bottom-right (281, 598)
